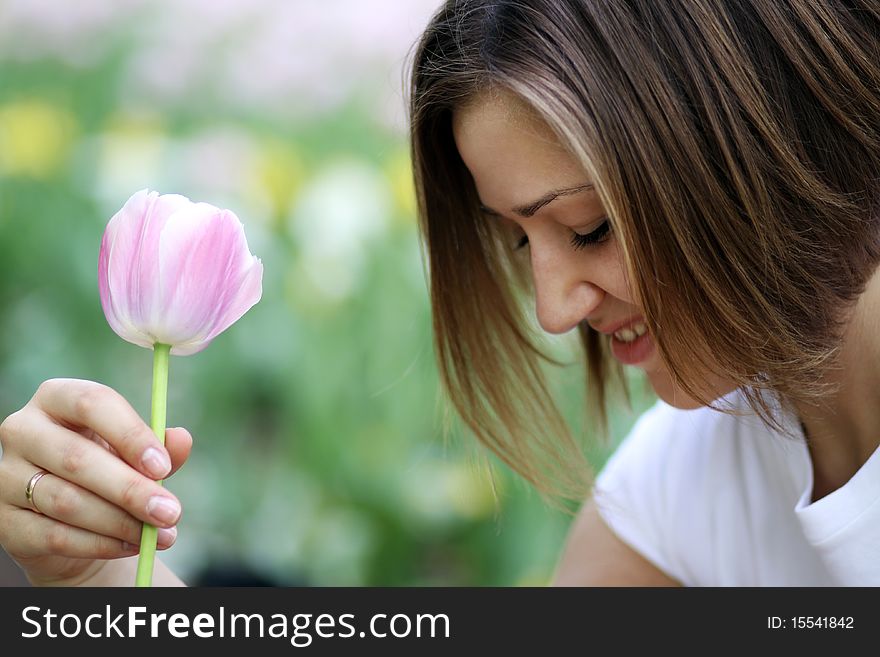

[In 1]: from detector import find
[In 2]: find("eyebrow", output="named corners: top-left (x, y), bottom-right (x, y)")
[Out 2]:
top-left (479, 183), bottom-right (594, 218)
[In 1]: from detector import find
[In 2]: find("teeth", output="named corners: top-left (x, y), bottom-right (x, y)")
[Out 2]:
top-left (614, 321), bottom-right (648, 343)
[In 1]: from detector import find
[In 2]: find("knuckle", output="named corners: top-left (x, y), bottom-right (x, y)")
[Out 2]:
top-left (117, 420), bottom-right (151, 451)
top-left (45, 524), bottom-right (70, 553)
top-left (60, 440), bottom-right (90, 476)
top-left (35, 378), bottom-right (59, 399)
top-left (52, 485), bottom-right (81, 517)
top-left (72, 384), bottom-right (106, 422)
top-left (0, 410), bottom-right (22, 450)
top-left (119, 475), bottom-right (146, 509)
top-left (119, 513), bottom-right (143, 544)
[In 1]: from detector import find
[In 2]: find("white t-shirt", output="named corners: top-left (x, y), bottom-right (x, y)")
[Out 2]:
top-left (593, 387), bottom-right (880, 586)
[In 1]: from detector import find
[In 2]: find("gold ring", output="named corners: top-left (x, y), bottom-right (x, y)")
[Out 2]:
top-left (25, 470), bottom-right (48, 514)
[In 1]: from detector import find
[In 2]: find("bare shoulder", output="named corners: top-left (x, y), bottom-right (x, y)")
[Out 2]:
top-left (551, 496), bottom-right (682, 587)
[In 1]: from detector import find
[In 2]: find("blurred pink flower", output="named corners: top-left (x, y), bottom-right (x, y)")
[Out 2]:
top-left (98, 189), bottom-right (263, 355)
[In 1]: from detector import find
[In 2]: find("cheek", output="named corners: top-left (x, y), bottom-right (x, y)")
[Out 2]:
top-left (595, 245), bottom-right (634, 302)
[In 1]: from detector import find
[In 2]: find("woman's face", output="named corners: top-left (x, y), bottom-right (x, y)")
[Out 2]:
top-left (452, 90), bottom-right (736, 408)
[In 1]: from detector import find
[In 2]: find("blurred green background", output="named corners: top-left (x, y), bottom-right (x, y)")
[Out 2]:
top-left (0, 0), bottom-right (654, 586)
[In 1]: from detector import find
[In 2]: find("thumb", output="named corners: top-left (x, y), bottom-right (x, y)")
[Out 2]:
top-left (162, 426), bottom-right (194, 478)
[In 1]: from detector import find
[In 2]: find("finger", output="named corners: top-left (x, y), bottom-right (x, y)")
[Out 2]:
top-left (0, 458), bottom-right (177, 549)
top-left (33, 379), bottom-right (172, 480)
top-left (164, 427), bottom-right (193, 478)
top-left (82, 427), bottom-right (188, 477)
top-left (88, 433), bottom-right (120, 459)
top-left (16, 413), bottom-right (182, 529)
top-left (1, 507), bottom-right (175, 562)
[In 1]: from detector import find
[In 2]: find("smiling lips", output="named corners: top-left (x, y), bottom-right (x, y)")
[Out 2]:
top-left (589, 316), bottom-right (655, 365)
top-left (613, 321), bottom-right (648, 343)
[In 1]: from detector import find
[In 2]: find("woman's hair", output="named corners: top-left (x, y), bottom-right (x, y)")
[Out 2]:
top-left (409, 0), bottom-right (880, 501)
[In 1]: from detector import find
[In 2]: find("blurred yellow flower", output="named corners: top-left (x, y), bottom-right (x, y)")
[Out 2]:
top-left (253, 139), bottom-right (304, 224)
top-left (0, 99), bottom-right (77, 178)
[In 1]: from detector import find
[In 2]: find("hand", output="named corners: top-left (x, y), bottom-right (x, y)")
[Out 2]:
top-left (0, 378), bottom-right (192, 586)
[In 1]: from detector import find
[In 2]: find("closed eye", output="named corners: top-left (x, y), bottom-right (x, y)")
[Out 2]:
top-left (515, 218), bottom-right (612, 251)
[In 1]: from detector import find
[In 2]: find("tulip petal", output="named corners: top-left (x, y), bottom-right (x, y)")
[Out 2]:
top-left (99, 189), bottom-right (199, 349)
top-left (133, 192), bottom-right (196, 334)
top-left (99, 189), bottom-right (158, 348)
top-left (154, 205), bottom-right (262, 355)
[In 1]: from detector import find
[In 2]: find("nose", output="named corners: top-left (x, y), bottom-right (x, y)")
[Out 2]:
top-left (531, 244), bottom-right (605, 335)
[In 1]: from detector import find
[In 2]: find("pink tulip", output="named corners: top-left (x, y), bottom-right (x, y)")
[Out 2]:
top-left (97, 188), bottom-right (262, 587)
top-left (98, 189), bottom-right (263, 355)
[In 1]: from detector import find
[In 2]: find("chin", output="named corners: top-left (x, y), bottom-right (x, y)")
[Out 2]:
top-left (645, 367), bottom-right (738, 410)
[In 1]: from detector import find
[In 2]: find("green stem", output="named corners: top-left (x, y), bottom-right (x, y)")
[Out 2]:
top-left (135, 342), bottom-right (171, 587)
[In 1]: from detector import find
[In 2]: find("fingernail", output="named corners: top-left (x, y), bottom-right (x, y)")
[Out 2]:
top-left (157, 526), bottom-right (177, 547)
top-left (142, 447), bottom-right (171, 478)
top-left (147, 496), bottom-right (181, 525)
top-left (122, 542), bottom-right (139, 552)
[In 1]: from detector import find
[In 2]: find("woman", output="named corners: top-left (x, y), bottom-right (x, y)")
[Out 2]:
top-left (1, 0), bottom-right (879, 586)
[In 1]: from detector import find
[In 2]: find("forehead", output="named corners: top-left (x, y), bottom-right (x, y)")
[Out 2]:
top-left (451, 89), bottom-right (586, 207)
top-left (452, 88), bottom-right (563, 158)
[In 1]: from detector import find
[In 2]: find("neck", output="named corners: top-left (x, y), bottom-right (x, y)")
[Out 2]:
top-left (794, 265), bottom-right (880, 502)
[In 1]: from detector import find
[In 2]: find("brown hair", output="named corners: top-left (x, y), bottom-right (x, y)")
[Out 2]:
top-left (409, 0), bottom-right (880, 501)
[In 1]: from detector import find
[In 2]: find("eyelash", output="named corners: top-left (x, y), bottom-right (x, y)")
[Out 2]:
top-left (514, 218), bottom-right (612, 251)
